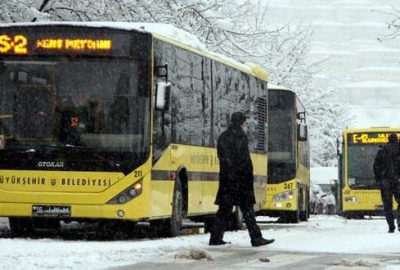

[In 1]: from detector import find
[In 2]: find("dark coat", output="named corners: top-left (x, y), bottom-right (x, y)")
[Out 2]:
top-left (215, 125), bottom-right (255, 206)
top-left (373, 142), bottom-right (400, 182)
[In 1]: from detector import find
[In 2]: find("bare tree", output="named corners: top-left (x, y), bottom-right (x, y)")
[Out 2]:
top-left (375, 5), bottom-right (400, 41)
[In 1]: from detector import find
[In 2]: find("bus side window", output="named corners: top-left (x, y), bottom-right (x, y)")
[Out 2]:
top-left (153, 42), bottom-right (172, 161)
top-left (255, 96), bottom-right (267, 153)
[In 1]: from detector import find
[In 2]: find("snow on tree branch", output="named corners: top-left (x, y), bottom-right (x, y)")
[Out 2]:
top-left (375, 5), bottom-right (400, 41)
top-left (0, 0), bottom-right (348, 166)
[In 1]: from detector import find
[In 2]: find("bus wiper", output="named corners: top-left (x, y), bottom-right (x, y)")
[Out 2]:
top-left (33, 143), bottom-right (89, 152)
top-left (351, 183), bottom-right (377, 189)
top-left (13, 144), bottom-right (67, 153)
top-left (353, 184), bottom-right (367, 188)
top-left (37, 143), bottom-right (83, 148)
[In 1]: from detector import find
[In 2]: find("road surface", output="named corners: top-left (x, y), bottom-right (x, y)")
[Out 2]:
top-left (1, 216), bottom-right (400, 270)
top-left (116, 249), bottom-right (400, 270)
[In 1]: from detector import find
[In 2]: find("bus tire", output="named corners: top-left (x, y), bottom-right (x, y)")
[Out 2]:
top-left (9, 217), bottom-right (34, 236)
top-left (343, 211), bottom-right (364, 219)
top-left (300, 192), bottom-right (309, 221)
top-left (299, 208), bottom-right (309, 221)
top-left (169, 177), bottom-right (184, 236)
top-left (288, 208), bottom-right (301, 223)
top-left (342, 212), bottom-right (350, 219)
top-left (285, 193), bottom-right (302, 223)
top-left (152, 177), bottom-right (184, 237)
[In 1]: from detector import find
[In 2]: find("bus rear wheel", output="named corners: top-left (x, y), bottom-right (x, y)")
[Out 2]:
top-left (286, 209), bottom-right (301, 223)
top-left (9, 217), bottom-right (34, 236)
top-left (343, 211), bottom-right (364, 219)
top-left (300, 193), bottom-right (309, 222)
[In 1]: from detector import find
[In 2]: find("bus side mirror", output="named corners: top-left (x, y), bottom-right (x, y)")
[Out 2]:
top-left (298, 123), bottom-right (308, 141)
top-left (155, 81), bottom-right (171, 111)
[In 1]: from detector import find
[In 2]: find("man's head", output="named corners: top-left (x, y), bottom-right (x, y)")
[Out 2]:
top-left (388, 133), bottom-right (398, 143)
top-left (231, 112), bottom-right (246, 130)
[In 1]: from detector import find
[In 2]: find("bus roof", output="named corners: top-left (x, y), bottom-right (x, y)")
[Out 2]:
top-left (343, 127), bottom-right (400, 134)
top-left (0, 21), bottom-right (268, 82)
top-left (268, 84), bottom-right (307, 110)
top-left (268, 84), bottom-right (294, 92)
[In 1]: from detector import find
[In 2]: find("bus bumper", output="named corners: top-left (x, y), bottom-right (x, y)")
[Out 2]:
top-left (0, 201), bottom-right (149, 221)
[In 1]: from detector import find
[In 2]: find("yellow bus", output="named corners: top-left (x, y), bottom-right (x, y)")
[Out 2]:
top-left (338, 128), bottom-right (398, 219)
top-left (258, 85), bottom-right (310, 223)
top-left (0, 22), bottom-right (269, 237)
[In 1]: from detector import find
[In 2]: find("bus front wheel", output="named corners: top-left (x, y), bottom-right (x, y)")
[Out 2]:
top-left (343, 211), bottom-right (364, 219)
top-left (287, 208), bottom-right (301, 223)
top-left (169, 177), bottom-right (184, 236)
top-left (300, 192), bottom-right (309, 221)
top-left (151, 177), bottom-right (184, 237)
top-left (281, 193), bottom-right (303, 223)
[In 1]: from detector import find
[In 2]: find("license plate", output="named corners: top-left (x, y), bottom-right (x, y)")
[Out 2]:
top-left (32, 205), bottom-right (71, 217)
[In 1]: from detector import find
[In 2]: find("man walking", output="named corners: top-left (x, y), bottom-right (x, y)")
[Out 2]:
top-left (209, 112), bottom-right (275, 246)
top-left (373, 133), bottom-right (400, 233)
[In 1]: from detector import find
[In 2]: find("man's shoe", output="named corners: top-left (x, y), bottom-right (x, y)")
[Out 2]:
top-left (251, 238), bottom-right (275, 247)
top-left (209, 240), bottom-right (230, 246)
top-left (388, 225), bottom-right (395, 233)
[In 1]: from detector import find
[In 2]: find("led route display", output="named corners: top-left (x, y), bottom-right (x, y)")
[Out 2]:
top-left (349, 132), bottom-right (400, 144)
top-left (0, 34), bottom-right (112, 55)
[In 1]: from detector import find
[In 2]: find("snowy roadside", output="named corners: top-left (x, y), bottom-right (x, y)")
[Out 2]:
top-left (0, 216), bottom-right (399, 270)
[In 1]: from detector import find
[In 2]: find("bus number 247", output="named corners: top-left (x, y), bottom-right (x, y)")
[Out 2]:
top-left (284, 183), bottom-right (294, 190)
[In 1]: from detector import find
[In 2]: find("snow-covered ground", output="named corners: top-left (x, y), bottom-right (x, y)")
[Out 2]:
top-left (267, 0), bottom-right (400, 128)
top-left (0, 216), bottom-right (399, 270)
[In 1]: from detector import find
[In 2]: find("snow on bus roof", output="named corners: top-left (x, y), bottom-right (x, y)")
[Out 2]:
top-left (0, 21), bottom-right (260, 77)
top-left (0, 21), bottom-right (206, 50)
top-left (268, 83), bottom-right (291, 91)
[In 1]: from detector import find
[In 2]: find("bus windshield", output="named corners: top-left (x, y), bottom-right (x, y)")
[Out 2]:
top-left (0, 59), bottom-right (150, 173)
top-left (268, 90), bottom-right (296, 183)
top-left (347, 144), bottom-right (380, 189)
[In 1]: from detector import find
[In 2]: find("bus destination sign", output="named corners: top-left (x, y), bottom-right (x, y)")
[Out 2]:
top-left (0, 34), bottom-right (112, 55)
top-left (349, 132), bottom-right (400, 144)
top-left (0, 26), bottom-right (140, 57)
top-left (36, 37), bottom-right (112, 51)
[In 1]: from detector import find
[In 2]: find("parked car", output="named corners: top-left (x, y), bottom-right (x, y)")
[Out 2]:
top-left (310, 184), bottom-right (336, 215)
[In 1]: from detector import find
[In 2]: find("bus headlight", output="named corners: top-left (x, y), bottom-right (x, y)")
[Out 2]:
top-left (272, 190), bottom-right (294, 202)
top-left (345, 196), bottom-right (358, 203)
top-left (107, 179), bottom-right (143, 204)
top-left (128, 188), bottom-right (137, 197)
